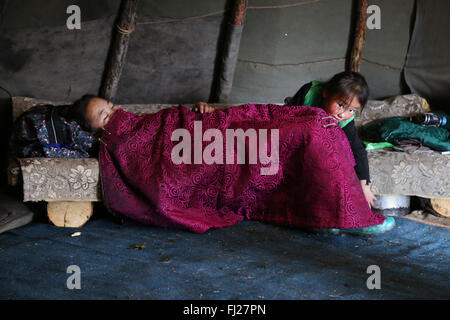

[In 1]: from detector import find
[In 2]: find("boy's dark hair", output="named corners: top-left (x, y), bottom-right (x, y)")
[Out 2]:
top-left (56, 94), bottom-right (97, 132)
top-left (323, 71), bottom-right (369, 108)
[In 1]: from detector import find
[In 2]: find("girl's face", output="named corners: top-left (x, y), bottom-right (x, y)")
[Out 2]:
top-left (86, 98), bottom-right (119, 132)
top-left (322, 91), bottom-right (361, 122)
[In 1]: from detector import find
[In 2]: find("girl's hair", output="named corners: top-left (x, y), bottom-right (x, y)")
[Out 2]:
top-left (55, 94), bottom-right (97, 132)
top-left (323, 71), bottom-right (369, 108)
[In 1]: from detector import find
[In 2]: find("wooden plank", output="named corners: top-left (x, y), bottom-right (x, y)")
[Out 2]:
top-left (211, 0), bottom-right (247, 103)
top-left (430, 198), bottom-right (450, 218)
top-left (47, 201), bottom-right (93, 228)
top-left (100, 0), bottom-right (139, 101)
top-left (348, 0), bottom-right (368, 73)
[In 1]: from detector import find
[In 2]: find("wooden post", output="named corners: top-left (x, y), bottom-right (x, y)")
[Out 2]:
top-left (211, 0), bottom-right (247, 103)
top-left (348, 0), bottom-right (368, 73)
top-left (0, 0), bottom-right (9, 32)
top-left (100, 0), bottom-right (138, 101)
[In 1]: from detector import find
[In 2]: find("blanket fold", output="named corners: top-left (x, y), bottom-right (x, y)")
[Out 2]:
top-left (99, 104), bottom-right (385, 233)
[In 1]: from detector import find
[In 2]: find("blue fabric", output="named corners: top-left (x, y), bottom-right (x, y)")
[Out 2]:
top-left (0, 216), bottom-right (449, 299)
top-left (9, 105), bottom-right (95, 158)
top-left (42, 142), bottom-right (75, 149)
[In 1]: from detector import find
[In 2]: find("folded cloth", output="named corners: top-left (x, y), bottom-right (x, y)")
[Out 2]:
top-left (392, 138), bottom-right (433, 152)
top-left (99, 104), bottom-right (385, 234)
top-left (359, 117), bottom-right (450, 151)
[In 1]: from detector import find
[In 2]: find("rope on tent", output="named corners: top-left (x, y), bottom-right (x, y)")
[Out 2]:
top-left (247, 0), bottom-right (319, 10)
top-left (116, 24), bottom-right (135, 35)
top-left (361, 58), bottom-right (402, 71)
top-left (238, 57), bottom-right (346, 68)
top-left (137, 10), bottom-right (224, 25)
top-left (136, 0), bottom-right (320, 25)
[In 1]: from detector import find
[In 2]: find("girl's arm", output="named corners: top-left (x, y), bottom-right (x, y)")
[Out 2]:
top-left (360, 180), bottom-right (377, 208)
top-left (342, 120), bottom-right (370, 182)
top-left (342, 121), bottom-right (377, 207)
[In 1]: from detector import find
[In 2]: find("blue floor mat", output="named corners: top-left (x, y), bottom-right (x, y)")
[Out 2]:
top-left (0, 215), bottom-right (449, 300)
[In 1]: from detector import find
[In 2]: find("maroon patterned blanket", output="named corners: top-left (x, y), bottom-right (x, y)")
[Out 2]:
top-left (99, 104), bottom-right (385, 233)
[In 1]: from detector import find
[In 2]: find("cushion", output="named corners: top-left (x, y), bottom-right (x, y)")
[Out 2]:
top-left (354, 94), bottom-right (430, 129)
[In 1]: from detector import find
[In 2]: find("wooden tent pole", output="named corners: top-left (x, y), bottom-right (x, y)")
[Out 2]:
top-left (348, 0), bottom-right (368, 73)
top-left (211, 0), bottom-right (247, 103)
top-left (100, 0), bottom-right (138, 101)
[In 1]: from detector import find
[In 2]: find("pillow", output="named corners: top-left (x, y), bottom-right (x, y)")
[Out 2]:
top-left (355, 94), bottom-right (430, 129)
top-left (12, 97), bottom-right (68, 121)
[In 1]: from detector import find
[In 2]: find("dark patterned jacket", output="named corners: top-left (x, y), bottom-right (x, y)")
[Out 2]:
top-left (9, 104), bottom-right (98, 158)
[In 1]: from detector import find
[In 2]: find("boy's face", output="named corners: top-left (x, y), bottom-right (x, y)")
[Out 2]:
top-left (86, 98), bottom-right (119, 132)
top-left (322, 91), bottom-right (361, 122)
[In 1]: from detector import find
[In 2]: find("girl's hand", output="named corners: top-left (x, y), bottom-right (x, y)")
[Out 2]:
top-left (193, 102), bottom-right (215, 114)
top-left (360, 180), bottom-right (377, 208)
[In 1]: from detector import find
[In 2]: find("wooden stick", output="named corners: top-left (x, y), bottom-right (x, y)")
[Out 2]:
top-left (211, 0), bottom-right (247, 103)
top-left (429, 198), bottom-right (450, 218)
top-left (47, 201), bottom-right (93, 228)
top-left (100, 0), bottom-right (138, 101)
top-left (348, 0), bottom-right (368, 73)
